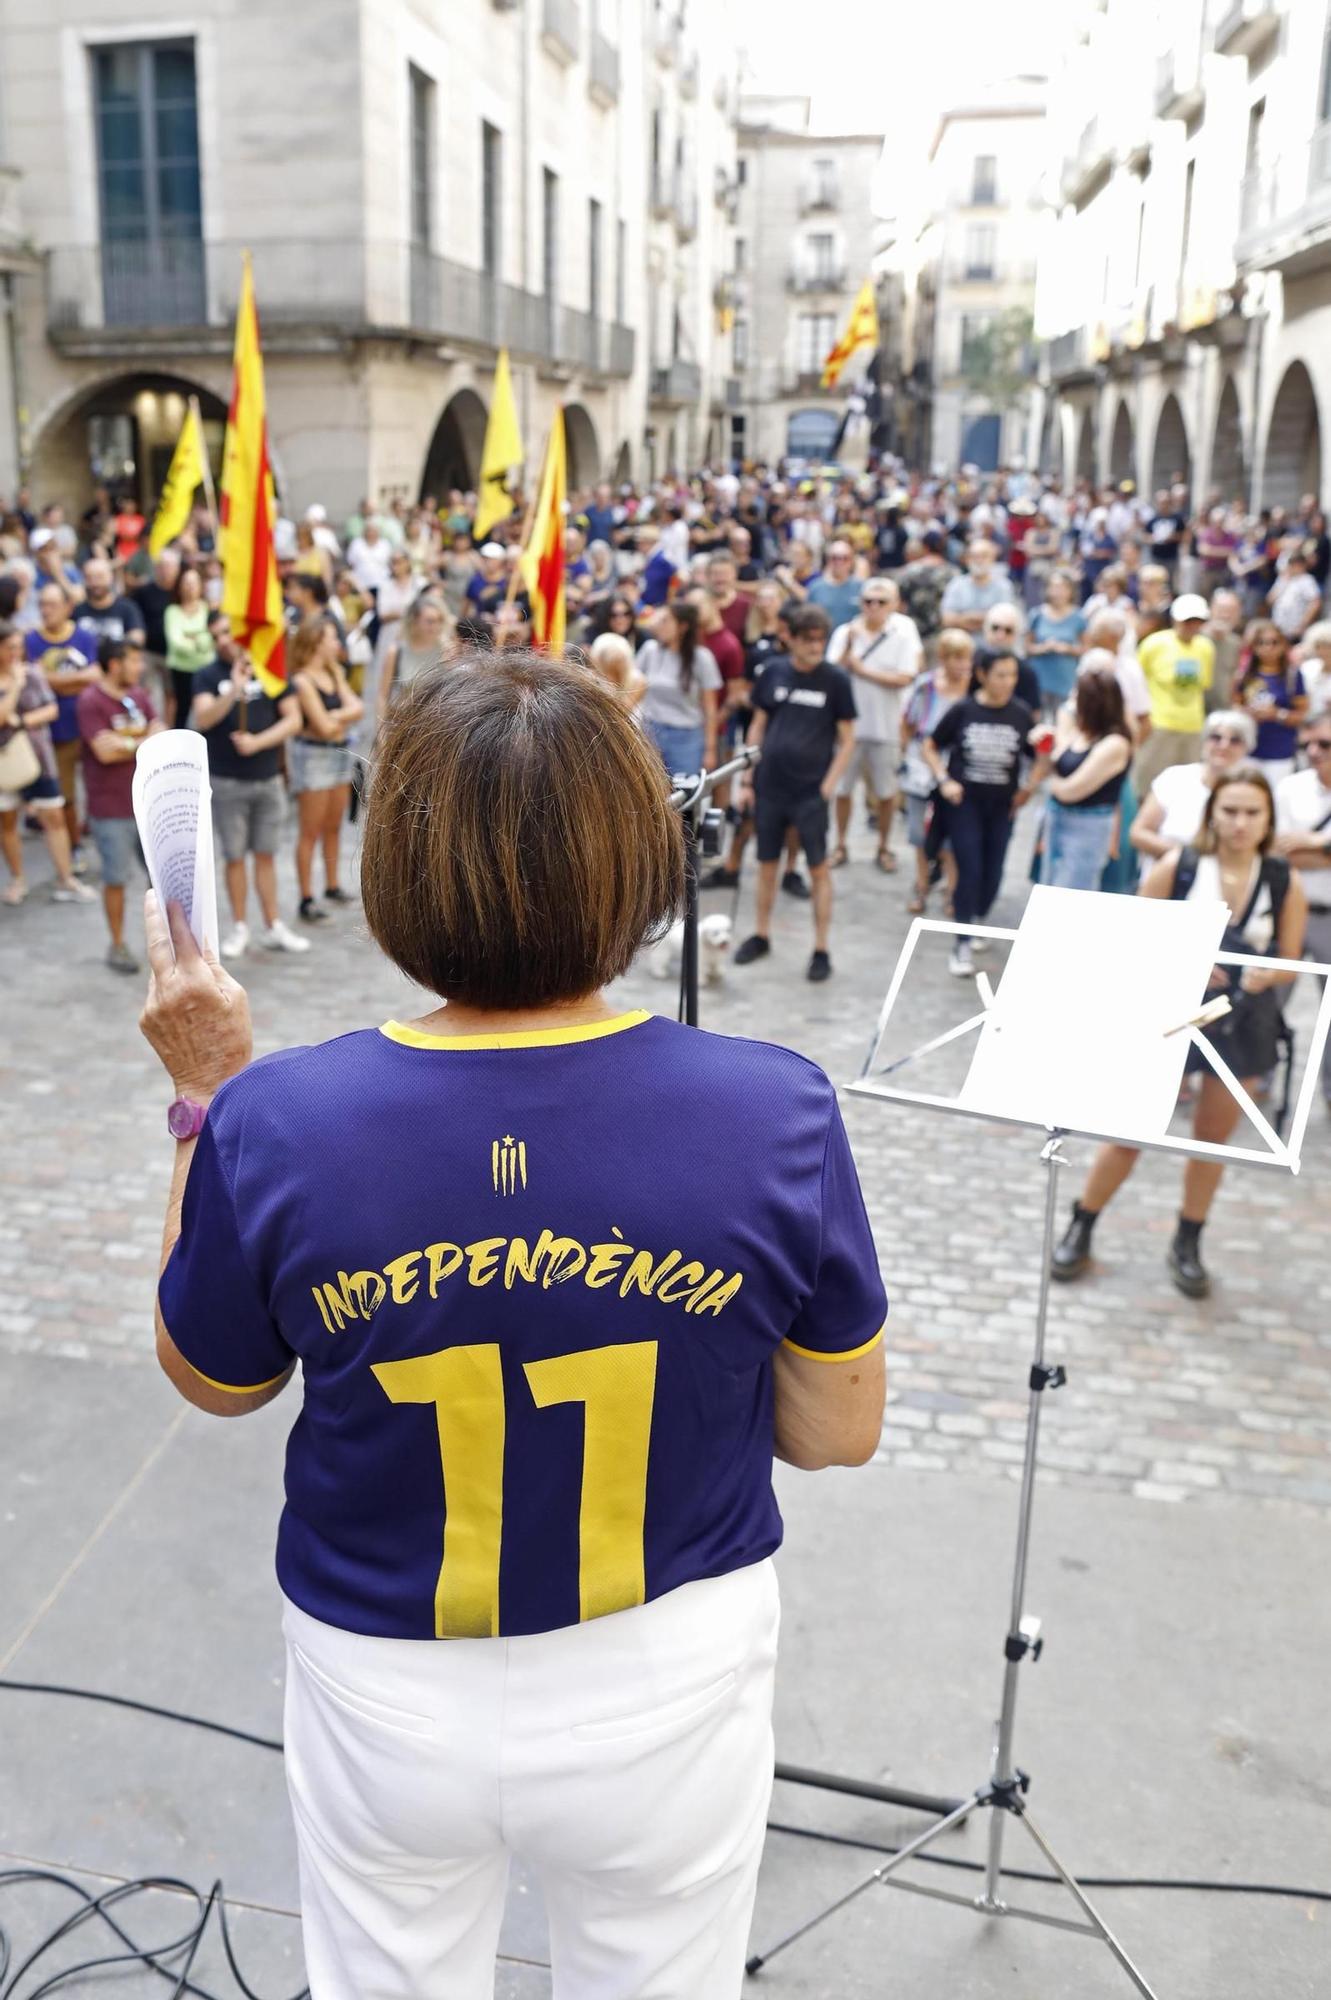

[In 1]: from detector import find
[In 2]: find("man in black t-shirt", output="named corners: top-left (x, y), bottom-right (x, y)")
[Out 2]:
top-left (734, 603), bottom-right (857, 982)
top-left (190, 609), bottom-right (308, 960)
top-left (72, 555), bottom-right (146, 649)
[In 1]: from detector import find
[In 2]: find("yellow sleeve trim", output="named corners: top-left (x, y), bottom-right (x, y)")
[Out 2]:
top-left (183, 1357), bottom-right (292, 1397)
top-left (782, 1327), bottom-right (885, 1365)
top-left (380, 1010), bottom-right (651, 1050)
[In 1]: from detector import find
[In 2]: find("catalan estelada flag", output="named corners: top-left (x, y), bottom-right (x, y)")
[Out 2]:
top-left (149, 403), bottom-right (206, 556)
top-left (520, 409), bottom-right (567, 655)
top-left (821, 279), bottom-right (880, 389)
top-left (473, 348), bottom-right (524, 543)
top-left (220, 254), bottom-right (285, 694)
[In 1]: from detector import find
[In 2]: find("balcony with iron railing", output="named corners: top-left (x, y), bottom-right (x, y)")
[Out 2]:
top-left (588, 28), bottom-right (619, 104)
top-left (799, 175), bottom-right (841, 215)
top-left (541, 0), bottom-right (580, 64)
top-left (649, 167), bottom-right (673, 221)
top-left (1155, 38), bottom-right (1203, 121)
top-left (778, 367), bottom-right (837, 396)
top-left (1210, 0), bottom-right (1281, 58)
top-left (1061, 116), bottom-right (1113, 206)
top-left (674, 184), bottom-right (699, 240)
top-left (652, 7), bottom-right (680, 65)
top-left (1235, 125), bottom-right (1331, 276)
top-left (786, 264), bottom-right (847, 293)
top-left (649, 356), bottom-right (702, 405)
top-left (44, 239), bottom-right (635, 377)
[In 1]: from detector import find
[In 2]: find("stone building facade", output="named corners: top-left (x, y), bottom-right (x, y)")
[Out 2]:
top-left (0, 0), bottom-right (742, 515)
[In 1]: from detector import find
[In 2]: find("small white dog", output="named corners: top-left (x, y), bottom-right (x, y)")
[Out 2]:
top-left (647, 911), bottom-right (732, 984)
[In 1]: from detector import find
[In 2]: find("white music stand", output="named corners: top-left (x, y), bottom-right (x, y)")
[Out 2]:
top-left (748, 888), bottom-right (1331, 1995)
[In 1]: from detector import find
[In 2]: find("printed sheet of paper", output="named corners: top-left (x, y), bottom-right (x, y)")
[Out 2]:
top-left (131, 729), bottom-right (219, 957)
top-left (958, 885), bottom-right (1228, 1141)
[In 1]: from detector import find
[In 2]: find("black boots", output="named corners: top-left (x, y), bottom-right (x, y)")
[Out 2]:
top-left (1167, 1218), bottom-right (1210, 1299)
top-left (1051, 1203), bottom-right (1097, 1281)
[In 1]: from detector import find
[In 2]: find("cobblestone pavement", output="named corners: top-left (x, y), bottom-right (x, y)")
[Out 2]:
top-left (2, 799), bottom-right (1328, 1514)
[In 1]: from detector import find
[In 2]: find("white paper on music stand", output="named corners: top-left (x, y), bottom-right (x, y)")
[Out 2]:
top-left (131, 729), bottom-right (219, 957)
top-left (958, 886), bottom-right (1228, 1140)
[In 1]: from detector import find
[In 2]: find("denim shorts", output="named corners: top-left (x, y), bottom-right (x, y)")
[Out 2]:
top-left (0, 769), bottom-right (63, 813)
top-left (289, 738), bottom-right (354, 794)
top-left (211, 773), bottom-right (286, 861)
top-left (89, 815), bottom-right (146, 888)
top-left (1038, 800), bottom-right (1117, 893)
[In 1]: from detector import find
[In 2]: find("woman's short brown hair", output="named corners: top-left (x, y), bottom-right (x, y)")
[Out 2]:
top-left (362, 650), bottom-right (685, 1007)
top-left (1195, 762), bottom-right (1275, 855)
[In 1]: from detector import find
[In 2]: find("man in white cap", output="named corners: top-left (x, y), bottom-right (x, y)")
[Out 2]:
top-left (1134, 593), bottom-right (1214, 794)
top-left (305, 504), bottom-right (342, 562)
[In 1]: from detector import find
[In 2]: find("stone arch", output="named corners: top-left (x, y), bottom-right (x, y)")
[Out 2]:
top-left (1109, 400), bottom-right (1135, 484)
top-left (1262, 361), bottom-right (1321, 510)
top-left (1150, 391), bottom-right (1190, 494)
top-left (419, 388), bottom-right (488, 501)
top-left (611, 438), bottom-right (632, 485)
top-left (563, 402), bottom-right (601, 490)
top-left (1210, 374), bottom-right (1246, 503)
top-left (1075, 406), bottom-right (1095, 482)
top-left (28, 369), bottom-right (228, 517)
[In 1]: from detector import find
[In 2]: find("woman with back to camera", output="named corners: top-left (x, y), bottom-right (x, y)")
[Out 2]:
top-left (1039, 658), bottom-right (1133, 891)
top-left (137, 652), bottom-right (887, 2000)
top-left (1053, 764), bottom-right (1306, 1298)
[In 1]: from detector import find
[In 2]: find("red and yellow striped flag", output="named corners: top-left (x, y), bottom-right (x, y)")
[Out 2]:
top-left (820, 279), bottom-right (880, 389)
top-left (220, 254), bottom-right (285, 694)
top-left (520, 409), bottom-right (567, 655)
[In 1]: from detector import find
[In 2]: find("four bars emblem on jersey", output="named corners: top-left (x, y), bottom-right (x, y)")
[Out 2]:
top-left (493, 1135), bottom-right (528, 1196)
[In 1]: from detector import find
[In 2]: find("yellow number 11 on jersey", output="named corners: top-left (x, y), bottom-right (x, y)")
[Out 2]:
top-left (372, 1340), bottom-right (659, 1638)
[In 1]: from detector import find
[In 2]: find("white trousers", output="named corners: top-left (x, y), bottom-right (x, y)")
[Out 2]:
top-left (281, 1559), bottom-right (780, 2000)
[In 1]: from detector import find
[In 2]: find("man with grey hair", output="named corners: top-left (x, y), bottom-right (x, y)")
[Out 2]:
top-left (1084, 611), bottom-right (1152, 741)
top-left (1206, 587), bottom-right (1244, 712)
top-left (940, 538), bottom-right (1015, 634)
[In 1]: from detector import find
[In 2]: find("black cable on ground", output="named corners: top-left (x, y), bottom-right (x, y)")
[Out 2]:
top-left (0, 1675), bottom-right (1328, 1998)
top-left (764, 1820), bottom-right (1331, 1905)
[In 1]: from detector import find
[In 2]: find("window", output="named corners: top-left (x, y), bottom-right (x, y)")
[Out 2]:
top-left (811, 155), bottom-right (836, 203)
top-left (92, 39), bottom-right (202, 324)
top-left (964, 223), bottom-right (996, 279)
top-left (543, 168), bottom-right (559, 302)
top-left (971, 154), bottom-right (997, 204)
top-left (409, 66), bottom-right (434, 249)
top-left (1179, 157), bottom-right (1195, 290)
top-left (588, 197), bottom-right (602, 318)
top-left (797, 312), bottom-right (836, 371)
top-left (734, 316), bottom-right (749, 367)
top-left (481, 122), bottom-right (502, 277)
top-left (736, 157), bottom-right (747, 185)
top-left (616, 216), bottom-right (626, 322)
top-left (807, 231), bottom-right (835, 278)
top-left (959, 312), bottom-right (991, 370)
top-left (734, 234), bottom-right (747, 272)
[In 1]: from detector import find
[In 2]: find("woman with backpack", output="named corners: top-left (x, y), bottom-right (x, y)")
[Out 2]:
top-left (1051, 765), bottom-right (1307, 1299)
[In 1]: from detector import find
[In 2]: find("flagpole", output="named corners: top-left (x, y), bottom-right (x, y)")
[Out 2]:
top-left (504, 448), bottom-right (541, 609)
top-left (191, 396), bottom-right (220, 547)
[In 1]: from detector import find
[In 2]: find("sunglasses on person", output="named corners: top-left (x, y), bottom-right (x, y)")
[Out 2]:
top-left (863, 594), bottom-right (892, 605)
top-left (1308, 736), bottom-right (1331, 751)
top-left (1206, 730), bottom-right (1248, 745)
top-left (988, 622), bottom-right (1018, 635)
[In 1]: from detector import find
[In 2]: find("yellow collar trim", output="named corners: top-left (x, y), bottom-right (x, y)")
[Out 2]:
top-left (379, 1010), bottom-right (652, 1051)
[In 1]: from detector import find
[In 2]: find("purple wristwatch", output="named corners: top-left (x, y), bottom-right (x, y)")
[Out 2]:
top-left (167, 1096), bottom-right (209, 1141)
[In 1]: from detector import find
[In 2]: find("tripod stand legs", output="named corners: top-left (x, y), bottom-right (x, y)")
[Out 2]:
top-left (746, 1135), bottom-right (1160, 1994)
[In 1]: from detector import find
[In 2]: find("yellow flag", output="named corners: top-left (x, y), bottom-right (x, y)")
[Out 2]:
top-left (474, 348), bottom-right (524, 541)
top-left (519, 410), bottom-right (567, 655)
top-left (220, 255), bottom-right (286, 693)
top-left (820, 279), bottom-right (880, 389)
top-left (148, 405), bottom-right (206, 556)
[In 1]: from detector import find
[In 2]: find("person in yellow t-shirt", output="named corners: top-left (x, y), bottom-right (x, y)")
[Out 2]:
top-left (1134, 593), bottom-right (1214, 794)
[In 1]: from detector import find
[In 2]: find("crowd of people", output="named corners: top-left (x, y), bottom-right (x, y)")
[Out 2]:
top-left (1, 460), bottom-right (1328, 1280)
